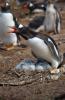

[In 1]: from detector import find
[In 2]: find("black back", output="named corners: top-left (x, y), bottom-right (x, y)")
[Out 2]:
top-left (38, 34), bottom-right (61, 61)
top-left (28, 16), bottom-right (45, 29)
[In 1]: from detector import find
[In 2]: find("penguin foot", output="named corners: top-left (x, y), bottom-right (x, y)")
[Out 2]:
top-left (1, 44), bottom-right (15, 51)
top-left (17, 42), bottom-right (21, 46)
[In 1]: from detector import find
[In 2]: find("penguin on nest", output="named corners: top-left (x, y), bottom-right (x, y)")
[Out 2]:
top-left (14, 25), bottom-right (63, 68)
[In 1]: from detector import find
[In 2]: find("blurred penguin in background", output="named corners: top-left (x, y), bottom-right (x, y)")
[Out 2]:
top-left (29, 0), bottom-right (61, 34)
top-left (0, 1), bottom-right (22, 50)
top-left (43, 0), bottom-right (61, 34)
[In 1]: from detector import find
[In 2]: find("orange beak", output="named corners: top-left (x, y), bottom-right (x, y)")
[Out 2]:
top-left (8, 26), bottom-right (19, 33)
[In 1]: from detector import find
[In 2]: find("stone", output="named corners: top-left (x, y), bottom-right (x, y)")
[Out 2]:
top-left (49, 68), bottom-right (60, 74)
top-left (59, 65), bottom-right (65, 73)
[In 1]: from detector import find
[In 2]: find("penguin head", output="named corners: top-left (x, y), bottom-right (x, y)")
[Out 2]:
top-left (28, 2), bottom-right (35, 12)
top-left (18, 26), bottom-right (37, 40)
top-left (17, 25), bottom-right (38, 40)
top-left (44, 0), bottom-right (54, 10)
top-left (1, 2), bottom-right (10, 12)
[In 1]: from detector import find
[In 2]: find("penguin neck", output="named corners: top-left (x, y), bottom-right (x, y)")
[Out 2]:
top-left (1, 9), bottom-right (10, 13)
top-left (49, 4), bottom-right (54, 8)
top-left (1, 7), bottom-right (10, 13)
top-left (19, 27), bottom-right (38, 40)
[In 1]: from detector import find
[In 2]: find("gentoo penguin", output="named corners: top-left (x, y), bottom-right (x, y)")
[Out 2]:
top-left (15, 26), bottom-right (63, 68)
top-left (28, 2), bottom-right (61, 34)
top-left (0, 2), bottom-right (17, 49)
top-left (0, 2), bottom-right (21, 50)
top-left (28, 2), bottom-right (46, 14)
top-left (43, 3), bottom-right (61, 34)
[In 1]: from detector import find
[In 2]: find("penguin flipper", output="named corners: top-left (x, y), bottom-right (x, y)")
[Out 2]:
top-left (44, 37), bottom-right (60, 60)
top-left (39, 35), bottom-right (60, 60)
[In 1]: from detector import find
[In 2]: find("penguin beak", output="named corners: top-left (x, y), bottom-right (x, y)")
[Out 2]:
top-left (8, 26), bottom-right (18, 33)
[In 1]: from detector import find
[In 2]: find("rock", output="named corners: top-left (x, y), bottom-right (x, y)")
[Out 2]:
top-left (15, 51), bottom-right (22, 55)
top-left (0, 54), bottom-right (4, 60)
top-left (50, 74), bottom-right (61, 80)
top-left (47, 73), bottom-right (61, 80)
top-left (50, 68), bottom-right (60, 74)
top-left (59, 65), bottom-right (65, 73)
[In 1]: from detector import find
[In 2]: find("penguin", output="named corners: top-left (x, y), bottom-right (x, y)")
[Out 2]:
top-left (0, 3), bottom-right (18, 50)
top-left (28, 3), bottom-right (61, 34)
top-left (0, 2), bottom-right (21, 50)
top-left (43, 3), bottom-right (61, 34)
top-left (14, 26), bottom-right (63, 68)
top-left (28, 2), bottom-right (46, 14)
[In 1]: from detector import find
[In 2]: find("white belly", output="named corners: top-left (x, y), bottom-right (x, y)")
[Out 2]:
top-left (3, 33), bottom-right (17, 45)
top-left (28, 37), bottom-right (53, 63)
top-left (0, 13), bottom-right (17, 45)
top-left (44, 6), bottom-right (56, 32)
top-left (44, 14), bottom-right (56, 32)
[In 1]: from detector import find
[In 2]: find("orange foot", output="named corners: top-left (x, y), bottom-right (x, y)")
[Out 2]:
top-left (1, 43), bottom-right (15, 51)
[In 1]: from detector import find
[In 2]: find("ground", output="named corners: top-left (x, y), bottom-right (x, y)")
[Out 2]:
top-left (0, 2), bottom-right (65, 100)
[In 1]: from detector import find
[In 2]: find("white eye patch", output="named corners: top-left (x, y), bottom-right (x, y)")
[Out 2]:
top-left (6, 2), bottom-right (9, 6)
top-left (29, 3), bottom-right (33, 7)
top-left (19, 24), bottom-right (23, 28)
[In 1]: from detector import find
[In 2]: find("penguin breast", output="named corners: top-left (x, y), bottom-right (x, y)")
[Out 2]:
top-left (28, 37), bottom-right (53, 62)
top-left (44, 5), bottom-right (56, 32)
top-left (2, 13), bottom-right (15, 27)
top-left (0, 13), bottom-right (17, 45)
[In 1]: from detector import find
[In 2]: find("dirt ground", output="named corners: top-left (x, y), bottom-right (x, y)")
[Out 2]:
top-left (0, 2), bottom-right (65, 100)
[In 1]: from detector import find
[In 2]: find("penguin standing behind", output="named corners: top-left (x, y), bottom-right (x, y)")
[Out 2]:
top-left (28, 2), bottom-right (61, 34)
top-left (14, 26), bottom-right (63, 68)
top-left (44, 3), bottom-right (61, 34)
